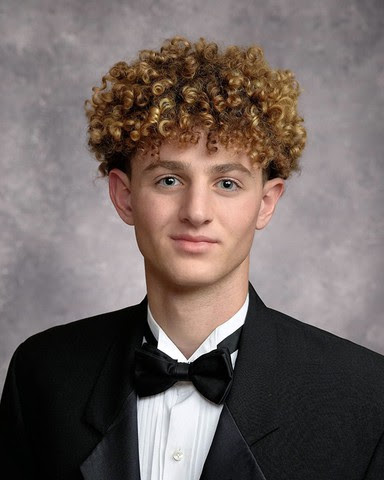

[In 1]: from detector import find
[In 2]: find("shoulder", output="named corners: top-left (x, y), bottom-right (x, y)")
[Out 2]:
top-left (267, 306), bottom-right (384, 364)
top-left (11, 301), bottom-right (145, 380)
top-left (265, 306), bottom-right (384, 399)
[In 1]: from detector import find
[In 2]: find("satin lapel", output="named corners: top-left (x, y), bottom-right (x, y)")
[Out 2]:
top-left (201, 285), bottom-right (279, 479)
top-left (226, 284), bottom-right (279, 445)
top-left (200, 405), bottom-right (267, 480)
top-left (80, 299), bottom-right (147, 480)
top-left (80, 391), bottom-right (140, 480)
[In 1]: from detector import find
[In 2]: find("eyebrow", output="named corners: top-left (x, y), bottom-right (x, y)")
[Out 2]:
top-left (211, 163), bottom-right (253, 176)
top-left (143, 160), bottom-right (188, 173)
top-left (143, 160), bottom-right (253, 177)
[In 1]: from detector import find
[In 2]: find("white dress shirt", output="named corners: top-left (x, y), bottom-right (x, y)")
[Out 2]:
top-left (137, 294), bottom-right (249, 480)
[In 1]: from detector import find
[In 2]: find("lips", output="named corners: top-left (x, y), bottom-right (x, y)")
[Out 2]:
top-left (170, 234), bottom-right (218, 243)
top-left (170, 234), bottom-right (218, 253)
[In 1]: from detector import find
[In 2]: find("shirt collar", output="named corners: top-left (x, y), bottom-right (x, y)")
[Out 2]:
top-left (146, 294), bottom-right (249, 363)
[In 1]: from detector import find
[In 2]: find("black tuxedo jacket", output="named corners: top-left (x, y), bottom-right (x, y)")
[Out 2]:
top-left (1, 285), bottom-right (384, 479)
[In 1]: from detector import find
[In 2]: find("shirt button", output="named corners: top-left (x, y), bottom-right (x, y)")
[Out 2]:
top-left (172, 449), bottom-right (184, 461)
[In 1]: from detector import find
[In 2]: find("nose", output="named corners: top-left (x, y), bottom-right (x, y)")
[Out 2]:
top-left (178, 184), bottom-right (213, 227)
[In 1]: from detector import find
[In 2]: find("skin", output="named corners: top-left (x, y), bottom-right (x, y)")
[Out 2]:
top-left (109, 134), bottom-right (284, 358)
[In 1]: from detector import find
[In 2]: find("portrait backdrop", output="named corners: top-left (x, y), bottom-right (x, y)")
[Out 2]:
top-left (1, 0), bottom-right (383, 389)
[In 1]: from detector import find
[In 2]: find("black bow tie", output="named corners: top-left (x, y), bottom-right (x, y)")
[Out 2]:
top-left (134, 325), bottom-right (243, 404)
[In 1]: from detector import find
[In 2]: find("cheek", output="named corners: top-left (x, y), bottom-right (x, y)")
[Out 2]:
top-left (132, 197), bottom-right (172, 237)
top-left (131, 193), bottom-right (156, 224)
top-left (225, 201), bottom-right (260, 235)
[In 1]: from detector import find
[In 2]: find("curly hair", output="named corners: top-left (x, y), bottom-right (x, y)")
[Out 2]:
top-left (85, 36), bottom-right (306, 179)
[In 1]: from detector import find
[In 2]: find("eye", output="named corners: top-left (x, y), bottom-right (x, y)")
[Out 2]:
top-left (157, 176), bottom-right (181, 187)
top-left (217, 179), bottom-right (240, 191)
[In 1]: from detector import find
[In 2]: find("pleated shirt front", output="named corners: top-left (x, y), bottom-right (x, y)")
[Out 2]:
top-left (137, 295), bottom-right (248, 480)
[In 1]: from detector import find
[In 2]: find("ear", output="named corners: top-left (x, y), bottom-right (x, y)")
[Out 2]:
top-left (108, 168), bottom-right (135, 226)
top-left (256, 178), bottom-right (285, 230)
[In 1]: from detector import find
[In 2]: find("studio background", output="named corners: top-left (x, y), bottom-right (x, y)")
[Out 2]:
top-left (1, 0), bottom-right (383, 390)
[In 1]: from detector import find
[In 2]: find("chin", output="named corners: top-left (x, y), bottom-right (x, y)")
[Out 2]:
top-left (162, 268), bottom-right (234, 292)
top-left (168, 276), bottom-right (215, 290)
top-left (149, 265), bottom-right (212, 289)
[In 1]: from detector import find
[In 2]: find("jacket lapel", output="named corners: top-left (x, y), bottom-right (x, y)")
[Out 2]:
top-left (200, 405), bottom-right (267, 480)
top-left (201, 284), bottom-right (279, 479)
top-left (80, 299), bottom-right (147, 480)
top-left (80, 390), bottom-right (140, 480)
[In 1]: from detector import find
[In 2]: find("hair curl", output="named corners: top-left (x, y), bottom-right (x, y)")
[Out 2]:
top-left (85, 36), bottom-right (306, 179)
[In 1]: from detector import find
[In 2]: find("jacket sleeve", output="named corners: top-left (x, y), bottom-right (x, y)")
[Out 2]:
top-left (0, 345), bottom-right (38, 479)
top-left (364, 429), bottom-right (384, 479)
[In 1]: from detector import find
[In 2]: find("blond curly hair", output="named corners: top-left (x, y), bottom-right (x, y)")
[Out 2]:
top-left (85, 36), bottom-right (306, 179)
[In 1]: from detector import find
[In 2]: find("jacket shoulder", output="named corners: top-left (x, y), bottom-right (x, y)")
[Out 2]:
top-left (266, 306), bottom-right (384, 397)
top-left (12, 302), bottom-right (145, 378)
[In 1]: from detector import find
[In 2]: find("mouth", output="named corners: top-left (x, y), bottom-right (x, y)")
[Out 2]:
top-left (171, 234), bottom-right (218, 243)
top-left (170, 234), bottom-right (218, 252)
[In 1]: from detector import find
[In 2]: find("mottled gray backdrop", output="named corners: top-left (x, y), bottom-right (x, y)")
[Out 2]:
top-left (1, 0), bottom-right (383, 390)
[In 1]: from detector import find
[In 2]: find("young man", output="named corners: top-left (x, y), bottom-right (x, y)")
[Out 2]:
top-left (0, 37), bottom-right (383, 480)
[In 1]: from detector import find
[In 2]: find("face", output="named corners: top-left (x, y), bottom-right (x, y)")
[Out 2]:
top-left (109, 135), bottom-right (284, 291)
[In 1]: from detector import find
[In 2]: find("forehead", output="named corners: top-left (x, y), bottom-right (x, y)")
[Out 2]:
top-left (133, 137), bottom-right (258, 176)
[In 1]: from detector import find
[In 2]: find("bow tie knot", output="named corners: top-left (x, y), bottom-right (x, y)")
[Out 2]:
top-left (171, 361), bottom-right (190, 380)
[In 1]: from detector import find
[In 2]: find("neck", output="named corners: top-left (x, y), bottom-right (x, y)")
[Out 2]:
top-left (145, 269), bottom-right (249, 359)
